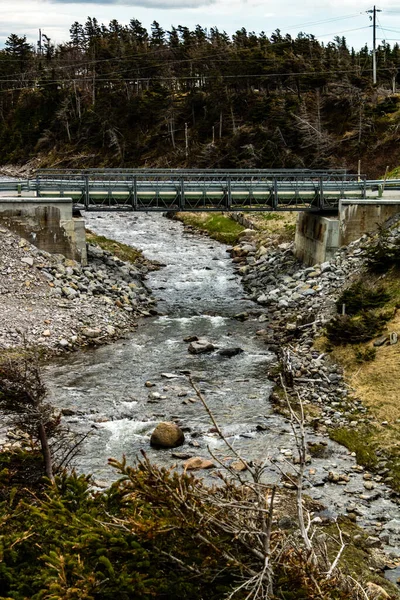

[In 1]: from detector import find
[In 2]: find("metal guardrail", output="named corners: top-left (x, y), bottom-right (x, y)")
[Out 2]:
top-left (0, 169), bottom-right (369, 212)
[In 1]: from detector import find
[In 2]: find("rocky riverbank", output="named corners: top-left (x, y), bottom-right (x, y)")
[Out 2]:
top-left (0, 225), bottom-right (157, 355)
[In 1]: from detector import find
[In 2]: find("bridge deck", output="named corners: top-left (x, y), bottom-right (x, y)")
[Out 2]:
top-left (0, 168), bottom-right (381, 212)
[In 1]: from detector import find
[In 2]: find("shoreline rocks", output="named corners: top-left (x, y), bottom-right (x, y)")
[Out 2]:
top-left (0, 226), bottom-right (157, 354)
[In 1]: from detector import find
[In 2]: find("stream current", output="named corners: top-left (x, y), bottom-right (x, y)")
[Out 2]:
top-left (44, 212), bottom-right (400, 558)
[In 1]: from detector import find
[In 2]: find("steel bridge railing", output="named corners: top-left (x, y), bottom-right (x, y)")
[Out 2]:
top-left (0, 169), bottom-right (369, 212)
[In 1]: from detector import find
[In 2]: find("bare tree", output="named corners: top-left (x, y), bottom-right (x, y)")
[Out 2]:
top-left (0, 353), bottom-right (54, 481)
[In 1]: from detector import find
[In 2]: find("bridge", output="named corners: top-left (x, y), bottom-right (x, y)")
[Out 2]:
top-left (1, 168), bottom-right (400, 268)
top-left (0, 168), bottom-right (373, 212)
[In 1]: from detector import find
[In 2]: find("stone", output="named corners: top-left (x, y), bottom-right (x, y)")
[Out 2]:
top-left (21, 256), bottom-right (34, 266)
top-left (161, 372), bottom-right (181, 379)
top-left (184, 457), bottom-right (215, 470)
top-left (374, 335), bottom-right (388, 347)
top-left (231, 460), bottom-right (248, 472)
top-left (320, 261), bottom-right (331, 273)
top-left (218, 347), bottom-right (244, 358)
top-left (188, 340), bottom-right (215, 354)
top-left (145, 381), bottom-right (155, 388)
top-left (183, 335), bottom-right (198, 343)
top-left (150, 422), bottom-right (185, 448)
top-left (365, 582), bottom-right (390, 599)
top-left (390, 332), bottom-right (398, 345)
top-left (81, 327), bottom-right (102, 338)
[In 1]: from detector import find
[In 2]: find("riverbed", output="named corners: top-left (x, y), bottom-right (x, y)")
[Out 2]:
top-left (44, 212), bottom-right (400, 557)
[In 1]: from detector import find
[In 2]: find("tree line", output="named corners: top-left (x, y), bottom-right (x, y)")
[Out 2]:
top-left (0, 19), bottom-right (400, 174)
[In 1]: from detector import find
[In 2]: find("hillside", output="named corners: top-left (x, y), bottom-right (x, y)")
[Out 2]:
top-left (1, 22), bottom-right (400, 175)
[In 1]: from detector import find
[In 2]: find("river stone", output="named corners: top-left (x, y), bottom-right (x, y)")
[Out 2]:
top-left (184, 457), bottom-right (215, 470)
top-left (150, 422), bottom-right (185, 448)
top-left (188, 340), bottom-right (215, 354)
top-left (81, 327), bottom-right (102, 338)
top-left (218, 347), bottom-right (244, 358)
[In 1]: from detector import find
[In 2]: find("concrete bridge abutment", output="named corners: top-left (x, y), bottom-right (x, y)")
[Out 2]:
top-left (295, 200), bottom-right (400, 266)
top-left (0, 198), bottom-right (87, 265)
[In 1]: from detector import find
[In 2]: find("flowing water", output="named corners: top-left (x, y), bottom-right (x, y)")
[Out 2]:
top-left (44, 212), bottom-right (400, 558)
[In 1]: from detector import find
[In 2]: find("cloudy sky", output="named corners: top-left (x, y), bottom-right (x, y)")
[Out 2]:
top-left (1, 0), bottom-right (400, 51)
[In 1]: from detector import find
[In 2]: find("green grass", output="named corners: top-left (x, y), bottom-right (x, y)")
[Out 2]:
top-left (175, 213), bottom-right (245, 244)
top-left (86, 230), bottom-right (148, 265)
top-left (329, 427), bottom-right (379, 470)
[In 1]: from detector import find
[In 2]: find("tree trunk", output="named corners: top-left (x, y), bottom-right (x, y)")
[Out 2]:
top-left (38, 422), bottom-right (54, 482)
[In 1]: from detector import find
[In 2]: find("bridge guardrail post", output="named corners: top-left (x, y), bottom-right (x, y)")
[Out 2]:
top-left (133, 176), bottom-right (137, 211)
top-left (180, 177), bottom-right (185, 211)
top-left (227, 176), bottom-right (232, 210)
top-left (363, 176), bottom-right (367, 199)
top-left (84, 175), bottom-right (89, 210)
top-left (319, 176), bottom-right (324, 210)
top-left (36, 174), bottom-right (40, 198)
top-left (273, 178), bottom-right (278, 209)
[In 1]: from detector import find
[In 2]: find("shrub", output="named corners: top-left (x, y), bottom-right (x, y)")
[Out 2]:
top-left (326, 311), bottom-right (390, 345)
top-left (364, 226), bottom-right (400, 272)
top-left (336, 281), bottom-right (390, 316)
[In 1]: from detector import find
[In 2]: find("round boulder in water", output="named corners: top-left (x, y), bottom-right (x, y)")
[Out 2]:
top-left (150, 422), bottom-right (185, 449)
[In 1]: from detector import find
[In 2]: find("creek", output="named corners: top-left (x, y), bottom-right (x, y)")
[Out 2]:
top-left (44, 212), bottom-right (400, 559)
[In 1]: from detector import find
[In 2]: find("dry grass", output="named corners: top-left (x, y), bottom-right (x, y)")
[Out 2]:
top-left (243, 212), bottom-right (297, 244)
top-left (315, 268), bottom-right (400, 463)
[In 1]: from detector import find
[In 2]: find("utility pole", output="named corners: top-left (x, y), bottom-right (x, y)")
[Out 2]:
top-left (367, 6), bottom-right (382, 85)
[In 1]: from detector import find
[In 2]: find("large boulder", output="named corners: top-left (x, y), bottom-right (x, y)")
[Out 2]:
top-left (150, 422), bottom-right (185, 448)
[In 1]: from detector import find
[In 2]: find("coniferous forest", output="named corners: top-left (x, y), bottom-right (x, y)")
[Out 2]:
top-left (1, 19), bottom-right (400, 175)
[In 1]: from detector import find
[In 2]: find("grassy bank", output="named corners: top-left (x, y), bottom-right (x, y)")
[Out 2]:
top-left (86, 229), bottom-right (160, 269)
top-left (315, 264), bottom-right (400, 491)
top-left (174, 212), bottom-right (245, 244)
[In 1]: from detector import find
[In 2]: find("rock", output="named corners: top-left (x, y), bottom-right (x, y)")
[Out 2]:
top-left (184, 457), bottom-right (215, 470)
top-left (150, 422), bottom-right (185, 448)
top-left (81, 327), bottom-right (102, 338)
top-left (148, 391), bottom-right (165, 400)
top-left (374, 335), bottom-right (388, 347)
top-left (161, 372), bottom-right (182, 379)
top-left (320, 261), bottom-right (331, 273)
top-left (171, 452), bottom-right (193, 460)
top-left (233, 312), bottom-right (249, 321)
top-left (364, 481), bottom-right (375, 490)
top-left (145, 381), bottom-right (155, 388)
top-left (58, 339), bottom-right (69, 348)
top-left (365, 536), bottom-right (382, 548)
top-left (218, 347), bottom-right (244, 357)
top-left (183, 335), bottom-right (198, 343)
top-left (365, 582), bottom-right (390, 598)
top-left (188, 340), bottom-right (215, 354)
top-left (21, 256), bottom-right (34, 266)
top-left (231, 460), bottom-right (247, 472)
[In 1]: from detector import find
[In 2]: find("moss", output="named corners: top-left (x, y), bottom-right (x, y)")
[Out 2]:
top-left (329, 427), bottom-right (379, 470)
top-left (175, 212), bottom-right (245, 244)
top-left (86, 230), bottom-right (159, 269)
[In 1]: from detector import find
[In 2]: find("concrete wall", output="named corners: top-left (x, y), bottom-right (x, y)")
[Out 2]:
top-left (0, 198), bottom-right (87, 264)
top-left (294, 200), bottom-right (400, 266)
top-left (294, 212), bottom-right (340, 266)
top-left (339, 200), bottom-right (400, 246)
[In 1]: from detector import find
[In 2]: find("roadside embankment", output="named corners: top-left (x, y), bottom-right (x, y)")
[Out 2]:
top-left (0, 225), bottom-right (158, 357)
top-left (232, 219), bottom-right (400, 497)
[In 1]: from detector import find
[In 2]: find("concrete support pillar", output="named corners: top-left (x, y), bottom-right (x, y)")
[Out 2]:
top-left (294, 212), bottom-right (339, 266)
top-left (0, 198), bottom-right (87, 264)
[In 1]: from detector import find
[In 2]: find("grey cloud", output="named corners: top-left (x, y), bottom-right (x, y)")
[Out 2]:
top-left (51, 0), bottom-right (215, 8)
